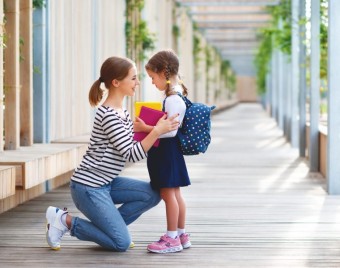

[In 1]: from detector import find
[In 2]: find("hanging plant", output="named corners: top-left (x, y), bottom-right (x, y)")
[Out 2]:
top-left (220, 60), bottom-right (230, 88)
top-left (172, 2), bottom-right (181, 41)
top-left (125, 0), bottom-right (156, 61)
top-left (254, 0), bottom-right (291, 94)
top-left (33, 0), bottom-right (45, 9)
top-left (320, 0), bottom-right (328, 80)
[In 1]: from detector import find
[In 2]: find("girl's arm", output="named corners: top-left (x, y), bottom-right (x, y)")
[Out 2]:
top-left (159, 96), bottom-right (186, 138)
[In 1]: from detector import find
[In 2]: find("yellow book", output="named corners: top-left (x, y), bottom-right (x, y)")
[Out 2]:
top-left (134, 101), bottom-right (162, 117)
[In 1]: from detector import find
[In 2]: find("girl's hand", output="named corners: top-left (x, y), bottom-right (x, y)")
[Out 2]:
top-left (133, 117), bottom-right (146, 132)
top-left (154, 114), bottom-right (179, 135)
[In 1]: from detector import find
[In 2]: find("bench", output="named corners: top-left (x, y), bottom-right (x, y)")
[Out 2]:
top-left (0, 143), bottom-right (87, 190)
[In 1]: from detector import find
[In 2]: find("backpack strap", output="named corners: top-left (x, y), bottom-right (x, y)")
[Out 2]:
top-left (162, 92), bottom-right (192, 111)
top-left (176, 92), bottom-right (192, 108)
top-left (162, 98), bottom-right (166, 112)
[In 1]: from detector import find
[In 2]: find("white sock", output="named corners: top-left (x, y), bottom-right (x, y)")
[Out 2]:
top-left (166, 231), bottom-right (178, 239)
top-left (61, 213), bottom-right (69, 229)
top-left (177, 228), bottom-right (185, 235)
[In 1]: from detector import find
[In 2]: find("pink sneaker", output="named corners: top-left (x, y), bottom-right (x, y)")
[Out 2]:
top-left (147, 235), bottom-right (183, 253)
top-left (179, 233), bottom-right (191, 249)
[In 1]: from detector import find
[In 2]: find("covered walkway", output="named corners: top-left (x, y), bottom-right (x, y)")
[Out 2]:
top-left (1, 103), bottom-right (339, 267)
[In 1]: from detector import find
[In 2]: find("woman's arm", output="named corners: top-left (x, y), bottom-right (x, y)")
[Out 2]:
top-left (133, 117), bottom-right (154, 133)
top-left (140, 113), bottom-right (179, 152)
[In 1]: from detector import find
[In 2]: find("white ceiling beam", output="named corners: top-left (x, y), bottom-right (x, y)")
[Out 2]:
top-left (189, 10), bottom-right (269, 15)
top-left (194, 18), bottom-right (271, 23)
top-left (179, 1), bottom-right (280, 7)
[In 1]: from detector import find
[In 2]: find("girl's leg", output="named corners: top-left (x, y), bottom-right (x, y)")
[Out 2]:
top-left (109, 177), bottom-right (161, 225)
top-left (160, 188), bottom-right (179, 232)
top-left (146, 187), bottom-right (183, 253)
top-left (174, 187), bottom-right (186, 229)
top-left (69, 181), bottom-right (131, 251)
top-left (174, 187), bottom-right (191, 249)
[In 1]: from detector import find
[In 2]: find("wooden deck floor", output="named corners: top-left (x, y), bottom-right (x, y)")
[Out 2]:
top-left (1, 103), bottom-right (340, 267)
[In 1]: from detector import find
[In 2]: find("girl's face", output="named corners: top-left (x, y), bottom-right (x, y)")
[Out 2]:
top-left (116, 66), bottom-right (140, 96)
top-left (146, 69), bottom-right (166, 91)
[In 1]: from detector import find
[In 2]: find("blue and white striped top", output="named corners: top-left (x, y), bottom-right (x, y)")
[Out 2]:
top-left (71, 105), bottom-right (147, 187)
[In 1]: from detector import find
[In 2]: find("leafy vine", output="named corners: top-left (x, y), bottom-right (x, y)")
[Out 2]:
top-left (125, 0), bottom-right (156, 61)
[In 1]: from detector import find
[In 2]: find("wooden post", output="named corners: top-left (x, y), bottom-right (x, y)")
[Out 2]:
top-left (19, 0), bottom-right (33, 146)
top-left (4, 0), bottom-right (20, 150)
top-left (0, 0), bottom-right (4, 151)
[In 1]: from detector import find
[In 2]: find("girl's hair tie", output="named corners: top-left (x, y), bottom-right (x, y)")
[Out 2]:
top-left (166, 80), bottom-right (171, 84)
top-left (99, 77), bottom-right (104, 83)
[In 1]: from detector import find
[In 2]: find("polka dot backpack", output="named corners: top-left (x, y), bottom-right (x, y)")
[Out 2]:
top-left (165, 93), bottom-right (215, 155)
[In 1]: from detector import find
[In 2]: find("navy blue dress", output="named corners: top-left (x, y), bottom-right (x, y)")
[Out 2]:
top-left (147, 135), bottom-right (191, 190)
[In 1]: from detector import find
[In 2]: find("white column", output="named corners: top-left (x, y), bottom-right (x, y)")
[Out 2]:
top-left (309, 0), bottom-right (320, 171)
top-left (291, 0), bottom-right (300, 148)
top-left (327, 0), bottom-right (340, 194)
top-left (299, 0), bottom-right (307, 157)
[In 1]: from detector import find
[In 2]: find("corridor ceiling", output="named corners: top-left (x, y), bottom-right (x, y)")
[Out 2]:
top-left (176, 0), bottom-right (280, 76)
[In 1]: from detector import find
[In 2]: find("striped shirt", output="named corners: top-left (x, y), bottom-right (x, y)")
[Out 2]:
top-left (71, 106), bottom-right (147, 187)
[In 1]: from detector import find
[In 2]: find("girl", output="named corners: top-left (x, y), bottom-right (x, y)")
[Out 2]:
top-left (45, 56), bottom-right (179, 252)
top-left (134, 49), bottom-right (191, 253)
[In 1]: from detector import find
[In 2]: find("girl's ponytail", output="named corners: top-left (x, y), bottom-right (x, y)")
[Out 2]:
top-left (178, 74), bottom-right (188, 96)
top-left (89, 79), bottom-right (103, 107)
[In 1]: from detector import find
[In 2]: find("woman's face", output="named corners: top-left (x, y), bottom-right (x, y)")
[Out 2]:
top-left (117, 66), bottom-right (140, 96)
top-left (146, 69), bottom-right (166, 91)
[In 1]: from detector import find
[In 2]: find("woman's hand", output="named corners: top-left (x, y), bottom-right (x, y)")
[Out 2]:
top-left (133, 117), bottom-right (146, 132)
top-left (154, 114), bottom-right (179, 135)
top-left (140, 113), bottom-right (179, 152)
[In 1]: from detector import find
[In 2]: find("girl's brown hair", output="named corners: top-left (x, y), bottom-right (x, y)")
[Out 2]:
top-left (89, 56), bottom-right (135, 107)
top-left (145, 49), bottom-right (188, 97)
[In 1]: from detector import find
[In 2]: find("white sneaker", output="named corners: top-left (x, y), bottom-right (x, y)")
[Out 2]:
top-left (46, 206), bottom-right (69, 250)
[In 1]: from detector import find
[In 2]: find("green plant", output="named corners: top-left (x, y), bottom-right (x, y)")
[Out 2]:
top-left (254, 0), bottom-right (291, 94)
top-left (254, 0), bottom-right (328, 95)
top-left (125, 0), bottom-right (156, 61)
top-left (19, 37), bottom-right (24, 62)
top-left (172, 25), bottom-right (180, 39)
top-left (193, 33), bottom-right (202, 65)
top-left (33, 0), bottom-right (45, 9)
top-left (254, 28), bottom-right (274, 95)
top-left (220, 60), bottom-right (231, 88)
top-left (320, 0), bottom-right (328, 80)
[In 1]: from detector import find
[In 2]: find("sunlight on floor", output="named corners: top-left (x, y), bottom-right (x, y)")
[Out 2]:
top-left (259, 161), bottom-right (310, 193)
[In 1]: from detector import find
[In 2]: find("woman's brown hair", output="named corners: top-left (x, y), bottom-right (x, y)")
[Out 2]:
top-left (89, 56), bottom-right (135, 107)
top-left (145, 49), bottom-right (188, 97)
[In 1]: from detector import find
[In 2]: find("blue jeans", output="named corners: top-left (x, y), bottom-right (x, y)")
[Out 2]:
top-left (69, 177), bottom-right (160, 251)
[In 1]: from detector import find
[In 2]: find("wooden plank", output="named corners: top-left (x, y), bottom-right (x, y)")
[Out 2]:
top-left (0, 165), bottom-right (16, 199)
top-left (0, 0), bottom-right (4, 152)
top-left (4, 0), bottom-right (20, 150)
top-left (51, 134), bottom-right (91, 144)
top-left (19, 0), bottom-right (33, 146)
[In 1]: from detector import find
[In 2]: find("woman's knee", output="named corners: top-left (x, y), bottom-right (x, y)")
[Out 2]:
top-left (105, 236), bottom-right (131, 252)
top-left (115, 239), bottom-right (131, 252)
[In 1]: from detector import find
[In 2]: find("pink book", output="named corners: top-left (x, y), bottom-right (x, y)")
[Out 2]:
top-left (133, 106), bottom-right (166, 147)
